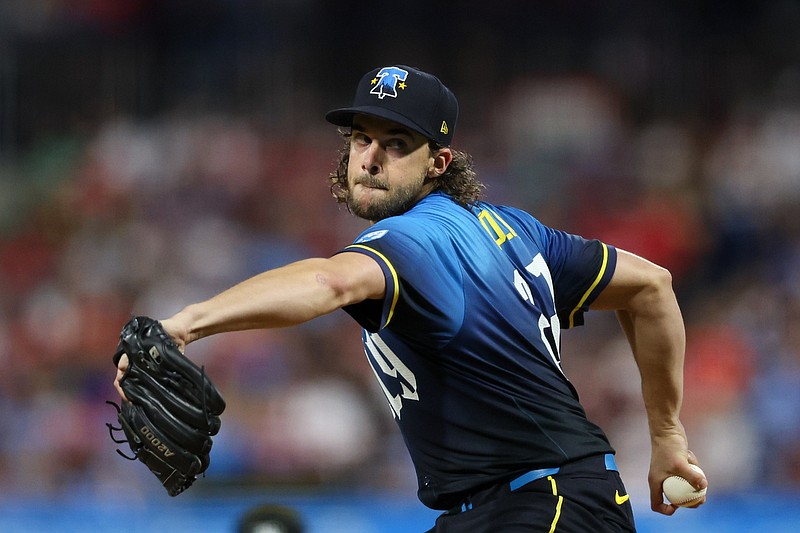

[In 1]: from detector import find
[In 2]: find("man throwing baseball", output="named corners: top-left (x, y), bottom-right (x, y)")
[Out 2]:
top-left (114, 65), bottom-right (706, 531)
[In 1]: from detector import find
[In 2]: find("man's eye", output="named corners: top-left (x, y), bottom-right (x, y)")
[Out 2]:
top-left (386, 139), bottom-right (407, 151)
top-left (352, 133), bottom-right (370, 146)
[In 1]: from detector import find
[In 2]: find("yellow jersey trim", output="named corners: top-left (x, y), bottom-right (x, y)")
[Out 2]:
top-left (547, 475), bottom-right (563, 533)
top-left (345, 244), bottom-right (400, 328)
top-left (568, 242), bottom-right (609, 328)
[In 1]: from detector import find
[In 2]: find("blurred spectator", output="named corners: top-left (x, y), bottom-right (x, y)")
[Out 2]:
top-left (0, 0), bottom-right (798, 503)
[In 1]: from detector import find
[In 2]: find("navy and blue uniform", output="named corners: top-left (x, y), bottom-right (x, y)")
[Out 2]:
top-left (340, 192), bottom-right (635, 531)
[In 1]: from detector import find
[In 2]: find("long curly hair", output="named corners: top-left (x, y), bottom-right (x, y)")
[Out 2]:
top-left (329, 131), bottom-right (484, 210)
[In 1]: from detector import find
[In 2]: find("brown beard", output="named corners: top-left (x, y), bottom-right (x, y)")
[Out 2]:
top-left (347, 172), bottom-right (428, 221)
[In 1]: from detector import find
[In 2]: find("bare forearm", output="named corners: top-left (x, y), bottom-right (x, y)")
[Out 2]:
top-left (167, 257), bottom-right (373, 345)
top-left (589, 251), bottom-right (703, 513)
top-left (616, 290), bottom-right (686, 437)
top-left (594, 250), bottom-right (686, 436)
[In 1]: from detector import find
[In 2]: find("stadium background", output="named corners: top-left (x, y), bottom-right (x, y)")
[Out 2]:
top-left (1, 1), bottom-right (799, 531)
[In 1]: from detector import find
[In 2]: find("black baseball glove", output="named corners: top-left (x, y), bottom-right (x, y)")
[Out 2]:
top-left (107, 316), bottom-right (226, 496)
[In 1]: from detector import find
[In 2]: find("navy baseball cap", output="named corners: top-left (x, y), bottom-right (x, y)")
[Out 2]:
top-left (326, 65), bottom-right (458, 146)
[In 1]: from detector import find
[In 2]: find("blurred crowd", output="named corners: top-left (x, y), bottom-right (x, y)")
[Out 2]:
top-left (1, 0), bottom-right (799, 507)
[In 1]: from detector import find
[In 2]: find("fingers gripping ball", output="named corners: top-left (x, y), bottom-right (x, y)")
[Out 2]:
top-left (662, 464), bottom-right (707, 507)
top-left (107, 316), bottom-right (226, 496)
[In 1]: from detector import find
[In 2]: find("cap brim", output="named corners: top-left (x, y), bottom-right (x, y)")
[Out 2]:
top-left (325, 106), bottom-right (432, 140)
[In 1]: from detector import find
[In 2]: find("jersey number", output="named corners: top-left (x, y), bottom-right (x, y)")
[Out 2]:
top-left (364, 332), bottom-right (419, 420)
top-left (478, 209), bottom-right (518, 247)
top-left (514, 254), bottom-right (563, 373)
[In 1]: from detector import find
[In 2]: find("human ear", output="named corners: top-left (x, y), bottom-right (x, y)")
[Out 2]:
top-left (428, 148), bottom-right (453, 177)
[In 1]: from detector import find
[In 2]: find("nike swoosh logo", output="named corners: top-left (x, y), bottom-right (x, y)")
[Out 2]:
top-left (615, 491), bottom-right (630, 505)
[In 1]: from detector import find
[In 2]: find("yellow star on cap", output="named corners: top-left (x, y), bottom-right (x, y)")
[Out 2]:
top-left (370, 77), bottom-right (378, 85)
top-left (398, 82), bottom-right (407, 90)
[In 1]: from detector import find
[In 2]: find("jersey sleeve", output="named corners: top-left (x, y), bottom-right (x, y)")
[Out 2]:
top-left (336, 222), bottom-right (466, 337)
top-left (544, 229), bottom-right (617, 328)
top-left (338, 242), bottom-right (400, 331)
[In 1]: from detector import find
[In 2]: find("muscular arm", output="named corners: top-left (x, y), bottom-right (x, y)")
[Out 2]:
top-left (163, 252), bottom-right (386, 346)
top-left (115, 251), bottom-right (384, 397)
top-left (591, 249), bottom-right (707, 514)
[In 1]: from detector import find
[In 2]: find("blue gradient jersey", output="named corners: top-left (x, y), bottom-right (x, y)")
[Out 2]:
top-left (339, 192), bottom-right (618, 510)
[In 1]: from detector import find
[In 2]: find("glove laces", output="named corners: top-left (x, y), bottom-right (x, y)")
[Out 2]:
top-left (105, 400), bottom-right (138, 461)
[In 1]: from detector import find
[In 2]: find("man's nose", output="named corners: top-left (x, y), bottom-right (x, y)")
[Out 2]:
top-left (361, 142), bottom-right (382, 175)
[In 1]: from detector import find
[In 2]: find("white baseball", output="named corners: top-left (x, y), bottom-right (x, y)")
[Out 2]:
top-left (662, 464), bottom-right (707, 507)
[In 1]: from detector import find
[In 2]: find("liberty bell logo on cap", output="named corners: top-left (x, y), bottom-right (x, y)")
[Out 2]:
top-left (325, 64), bottom-right (459, 147)
top-left (369, 67), bottom-right (409, 100)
